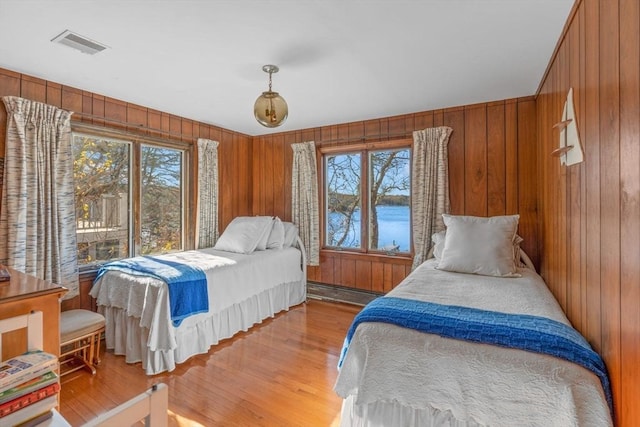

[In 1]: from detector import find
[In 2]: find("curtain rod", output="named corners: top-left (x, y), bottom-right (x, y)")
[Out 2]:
top-left (316, 131), bottom-right (415, 144)
top-left (71, 119), bottom-right (193, 150)
top-left (73, 112), bottom-right (416, 144)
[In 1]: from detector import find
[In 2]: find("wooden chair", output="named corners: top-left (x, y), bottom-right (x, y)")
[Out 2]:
top-left (59, 309), bottom-right (105, 376)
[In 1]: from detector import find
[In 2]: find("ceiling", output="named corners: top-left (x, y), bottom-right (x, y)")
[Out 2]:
top-left (0, 0), bottom-right (574, 136)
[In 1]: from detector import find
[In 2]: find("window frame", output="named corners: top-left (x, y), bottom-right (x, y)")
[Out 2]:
top-left (319, 138), bottom-right (413, 257)
top-left (71, 122), bottom-right (191, 271)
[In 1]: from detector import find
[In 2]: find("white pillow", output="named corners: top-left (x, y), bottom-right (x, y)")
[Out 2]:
top-left (431, 229), bottom-right (524, 266)
top-left (282, 222), bottom-right (299, 247)
top-left (254, 216), bottom-right (275, 251)
top-left (214, 216), bottom-right (274, 254)
top-left (436, 214), bottom-right (521, 277)
top-left (267, 217), bottom-right (285, 249)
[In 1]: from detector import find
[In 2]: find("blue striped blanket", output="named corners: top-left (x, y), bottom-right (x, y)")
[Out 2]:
top-left (338, 296), bottom-right (613, 413)
top-left (96, 256), bottom-right (208, 327)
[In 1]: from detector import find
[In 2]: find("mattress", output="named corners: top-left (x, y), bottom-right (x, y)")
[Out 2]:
top-left (334, 259), bottom-right (612, 427)
top-left (90, 246), bottom-right (306, 374)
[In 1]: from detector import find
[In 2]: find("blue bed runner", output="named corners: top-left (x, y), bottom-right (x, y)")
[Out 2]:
top-left (96, 256), bottom-right (208, 327)
top-left (338, 296), bottom-right (613, 413)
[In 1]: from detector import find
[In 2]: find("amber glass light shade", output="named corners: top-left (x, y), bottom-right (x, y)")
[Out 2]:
top-left (254, 91), bottom-right (288, 128)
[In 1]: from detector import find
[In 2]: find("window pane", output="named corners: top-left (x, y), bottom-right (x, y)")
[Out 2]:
top-left (72, 135), bottom-right (130, 267)
top-left (368, 149), bottom-right (411, 253)
top-left (325, 153), bottom-right (362, 248)
top-left (141, 145), bottom-right (183, 254)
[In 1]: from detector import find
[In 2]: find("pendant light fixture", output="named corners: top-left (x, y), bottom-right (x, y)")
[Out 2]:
top-left (254, 65), bottom-right (288, 128)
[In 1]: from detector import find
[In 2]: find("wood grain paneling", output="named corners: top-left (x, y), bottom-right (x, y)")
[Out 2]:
top-left (536, 0), bottom-right (639, 424)
top-left (253, 97), bottom-right (537, 293)
top-left (0, 67), bottom-right (253, 311)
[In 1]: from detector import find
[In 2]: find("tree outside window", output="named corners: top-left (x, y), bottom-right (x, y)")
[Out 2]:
top-left (72, 133), bottom-right (185, 268)
top-left (325, 147), bottom-right (411, 254)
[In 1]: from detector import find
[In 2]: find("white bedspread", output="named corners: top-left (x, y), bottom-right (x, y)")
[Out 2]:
top-left (335, 260), bottom-right (612, 427)
top-left (90, 246), bottom-right (306, 374)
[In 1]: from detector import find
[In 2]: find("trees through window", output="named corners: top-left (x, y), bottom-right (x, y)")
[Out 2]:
top-left (324, 145), bottom-right (411, 254)
top-left (72, 133), bottom-right (185, 268)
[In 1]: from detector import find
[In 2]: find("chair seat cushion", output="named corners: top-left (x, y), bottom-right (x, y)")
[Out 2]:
top-left (61, 309), bottom-right (105, 343)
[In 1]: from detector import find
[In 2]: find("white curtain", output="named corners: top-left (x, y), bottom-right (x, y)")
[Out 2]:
top-left (411, 126), bottom-right (453, 270)
top-left (196, 138), bottom-right (219, 249)
top-left (291, 141), bottom-right (319, 266)
top-left (0, 96), bottom-right (79, 297)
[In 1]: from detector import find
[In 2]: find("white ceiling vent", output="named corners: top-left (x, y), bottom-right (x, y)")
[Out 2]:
top-left (51, 30), bottom-right (108, 55)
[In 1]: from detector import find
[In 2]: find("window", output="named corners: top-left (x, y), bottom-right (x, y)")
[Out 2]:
top-left (324, 145), bottom-right (411, 254)
top-left (140, 145), bottom-right (183, 254)
top-left (72, 132), bottom-right (186, 268)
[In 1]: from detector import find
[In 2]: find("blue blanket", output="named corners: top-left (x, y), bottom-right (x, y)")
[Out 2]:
top-left (338, 296), bottom-right (613, 413)
top-left (96, 256), bottom-right (208, 327)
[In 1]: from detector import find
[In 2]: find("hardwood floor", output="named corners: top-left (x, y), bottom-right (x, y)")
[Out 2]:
top-left (59, 300), bottom-right (361, 426)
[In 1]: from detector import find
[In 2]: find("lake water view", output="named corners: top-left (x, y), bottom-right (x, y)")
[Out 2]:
top-left (328, 205), bottom-right (410, 252)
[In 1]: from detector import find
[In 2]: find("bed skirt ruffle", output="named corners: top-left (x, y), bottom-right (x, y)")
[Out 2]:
top-left (98, 280), bottom-right (306, 375)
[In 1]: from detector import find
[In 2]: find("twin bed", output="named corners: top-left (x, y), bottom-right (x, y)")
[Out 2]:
top-left (90, 216), bottom-right (306, 375)
top-left (335, 214), bottom-right (613, 426)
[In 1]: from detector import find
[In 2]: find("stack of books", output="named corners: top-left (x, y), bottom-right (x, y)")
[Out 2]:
top-left (0, 350), bottom-right (60, 426)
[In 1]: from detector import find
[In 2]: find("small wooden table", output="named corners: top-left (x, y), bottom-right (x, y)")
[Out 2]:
top-left (0, 267), bottom-right (67, 361)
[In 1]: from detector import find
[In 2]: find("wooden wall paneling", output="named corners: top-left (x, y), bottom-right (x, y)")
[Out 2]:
top-left (444, 109), bottom-right (465, 215)
top-left (433, 109), bottom-right (444, 127)
top-left (516, 99), bottom-right (538, 269)
top-left (599, 0), bottom-right (622, 412)
top-left (363, 119), bottom-right (381, 141)
top-left (62, 86), bottom-right (83, 116)
top-left (91, 95), bottom-right (105, 127)
top-left (391, 264), bottom-right (405, 288)
top-left (387, 116), bottom-right (405, 138)
top-left (487, 102), bottom-right (506, 216)
top-left (567, 13), bottom-right (583, 331)
top-left (341, 259), bottom-right (355, 287)
top-left (240, 134), bottom-right (253, 216)
top-left (127, 104), bottom-right (147, 135)
top-left (584, 0), bottom-right (602, 354)
top-left (147, 109), bottom-right (162, 138)
top-left (578, 0), bottom-right (588, 336)
top-left (82, 91), bottom-right (92, 123)
top-left (319, 253), bottom-right (335, 284)
top-left (348, 121), bottom-right (364, 141)
top-left (554, 37), bottom-right (568, 311)
top-left (283, 133), bottom-right (296, 221)
top-left (536, 0), bottom-right (640, 423)
top-left (219, 131), bottom-right (234, 230)
top-left (505, 101), bottom-right (518, 214)
top-left (169, 115), bottom-right (181, 137)
top-left (383, 263), bottom-right (393, 293)
top-left (103, 97), bottom-right (126, 130)
top-left (264, 135), bottom-right (274, 215)
top-left (464, 105), bottom-right (488, 216)
top-left (160, 112), bottom-right (171, 138)
top-left (414, 111), bottom-right (434, 130)
top-left (20, 75), bottom-right (46, 103)
top-left (355, 260), bottom-right (371, 291)
top-left (619, 0), bottom-right (640, 423)
top-left (230, 132), bottom-right (240, 218)
top-left (252, 136), bottom-right (263, 214)
top-left (371, 262), bottom-right (384, 293)
top-left (45, 82), bottom-right (62, 107)
top-left (181, 118), bottom-right (194, 143)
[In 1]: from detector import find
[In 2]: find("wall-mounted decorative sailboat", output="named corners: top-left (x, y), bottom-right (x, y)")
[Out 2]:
top-left (551, 87), bottom-right (584, 166)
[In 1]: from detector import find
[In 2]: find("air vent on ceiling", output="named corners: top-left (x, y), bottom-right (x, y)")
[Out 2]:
top-left (51, 30), bottom-right (108, 55)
